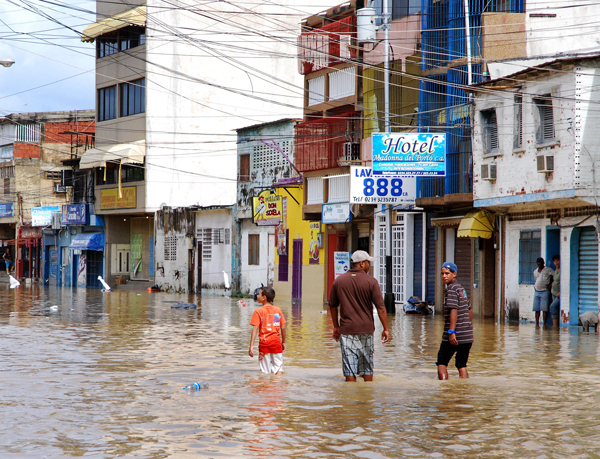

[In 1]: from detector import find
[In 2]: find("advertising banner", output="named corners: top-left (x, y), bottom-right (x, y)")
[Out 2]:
top-left (32, 206), bottom-right (60, 226)
top-left (309, 222), bottom-right (321, 264)
top-left (372, 133), bottom-right (446, 176)
top-left (334, 251), bottom-right (350, 279)
top-left (253, 190), bottom-right (282, 226)
top-left (276, 197), bottom-right (287, 255)
top-left (100, 187), bottom-right (137, 210)
top-left (0, 202), bottom-right (14, 218)
top-left (61, 204), bottom-right (89, 226)
top-left (322, 202), bottom-right (352, 224)
top-left (350, 166), bottom-right (416, 205)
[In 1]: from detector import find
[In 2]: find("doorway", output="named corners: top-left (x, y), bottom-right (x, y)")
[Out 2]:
top-left (197, 241), bottom-right (202, 293)
top-left (546, 227), bottom-right (560, 326)
top-left (292, 239), bottom-right (302, 302)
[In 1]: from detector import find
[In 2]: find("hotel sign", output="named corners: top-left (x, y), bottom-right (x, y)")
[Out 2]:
top-left (100, 187), bottom-right (137, 210)
top-left (372, 133), bottom-right (446, 176)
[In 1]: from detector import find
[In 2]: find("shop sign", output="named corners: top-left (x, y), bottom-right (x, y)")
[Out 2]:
top-left (372, 133), bottom-right (446, 176)
top-left (61, 204), bottom-right (89, 226)
top-left (309, 222), bottom-right (321, 264)
top-left (252, 190), bottom-right (282, 226)
top-left (100, 187), bottom-right (137, 210)
top-left (350, 167), bottom-right (416, 205)
top-left (334, 251), bottom-right (350, 279)
top-left (322, 203), bottom-right (352, 224)
top-left (0, 202), bottom-right (14, 218)
top-left (21, 226), bottom-right (42, 238)
top-left (32, 206), bottom-right (60, 226)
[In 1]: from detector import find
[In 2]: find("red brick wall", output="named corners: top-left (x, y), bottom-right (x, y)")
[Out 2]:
top-left (43, 120), bottom-right (95, 144)
top-left (14, 142), bottom-right (41, 159)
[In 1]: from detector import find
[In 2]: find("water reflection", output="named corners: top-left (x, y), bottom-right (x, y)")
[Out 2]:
top-left (1, 287), bottom-right (600, 457)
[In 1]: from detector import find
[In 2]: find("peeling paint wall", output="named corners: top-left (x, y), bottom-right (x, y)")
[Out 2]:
top-left (154, 206), bottom-right (195, 293)
top-left (195, 208), bottom-right (233, 294)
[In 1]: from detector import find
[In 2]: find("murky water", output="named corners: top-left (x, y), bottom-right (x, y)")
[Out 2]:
top-left (1, 286), bottom-right (600, 458)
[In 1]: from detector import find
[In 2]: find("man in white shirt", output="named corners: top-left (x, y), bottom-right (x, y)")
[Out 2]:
top-left (533, 257), bottom-right (554, 327)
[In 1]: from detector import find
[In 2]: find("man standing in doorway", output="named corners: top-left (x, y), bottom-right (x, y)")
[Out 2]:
top-left (533, 257), bottom-right (554, 327)
top-left (329, 250), bottom-right (390, 382)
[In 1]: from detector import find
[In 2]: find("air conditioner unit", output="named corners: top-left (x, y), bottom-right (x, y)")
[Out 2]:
top-left (51, 213), bottom-right (61, 230)
top-left (339, 142), bottom-right (360, 163)
top-left (536, 155), bottom-right (554, 173)
top-left (481, 163), bottom-right (497, 181)
top-left (53, 182), bottom-right (67, 193)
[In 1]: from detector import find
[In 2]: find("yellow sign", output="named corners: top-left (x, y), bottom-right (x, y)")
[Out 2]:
top-left (100, 187), bottom-right (137, 210)
top-left (309, 221), bottom-right (321, 264)
top-left (253, 190), bottom-right (282, 226)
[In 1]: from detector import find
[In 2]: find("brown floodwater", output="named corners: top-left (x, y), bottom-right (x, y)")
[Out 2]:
top-left (0, 285), bottom-right (599, 458)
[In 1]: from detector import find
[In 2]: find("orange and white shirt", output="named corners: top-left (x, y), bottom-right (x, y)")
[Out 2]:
top-left (250, 304), bottom-right (285, 354)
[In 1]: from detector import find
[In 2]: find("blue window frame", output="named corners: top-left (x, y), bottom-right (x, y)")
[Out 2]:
top-left (98, 86), bottom-right (117, 121)
top-left (519, 230), bottom-right (541, 284)
top-left (120, 78), bottom-right (145, 117)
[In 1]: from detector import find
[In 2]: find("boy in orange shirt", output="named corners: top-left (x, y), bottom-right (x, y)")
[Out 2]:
top-left (248, 287), bottom-right (286, 374)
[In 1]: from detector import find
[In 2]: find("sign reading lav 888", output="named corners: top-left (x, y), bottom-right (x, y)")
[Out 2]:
top-left (372, 133), bottom-right (446, 176)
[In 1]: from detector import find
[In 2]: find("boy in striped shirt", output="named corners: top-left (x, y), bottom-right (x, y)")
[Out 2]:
top-left (437, 261), bottom-right (474, 380)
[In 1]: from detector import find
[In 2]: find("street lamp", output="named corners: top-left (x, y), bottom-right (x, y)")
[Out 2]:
top-left (0, 58), bottom-right (15, 68)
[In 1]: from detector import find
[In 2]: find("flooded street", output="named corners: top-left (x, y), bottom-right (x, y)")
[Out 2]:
top-left (1, 287), bottom-right (600, 458)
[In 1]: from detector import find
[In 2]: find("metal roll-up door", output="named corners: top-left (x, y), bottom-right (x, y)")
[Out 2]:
top-left (426, 216), bottom-right (436, 303)
top-left (413, 214), bottom-right (423, 298)
top-left (454, 236), bottom-right (472, 300)
top-left (578, 227), bottom-right (598, 315)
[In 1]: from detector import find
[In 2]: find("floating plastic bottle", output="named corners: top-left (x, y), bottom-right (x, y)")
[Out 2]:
top-left (238, 300), bottom-right (246, 307)
top-left (183, 382), bottom-right (209, 391)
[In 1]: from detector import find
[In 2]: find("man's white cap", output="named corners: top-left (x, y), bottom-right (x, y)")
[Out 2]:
top-left (351, 250), bottom-right (376, 263)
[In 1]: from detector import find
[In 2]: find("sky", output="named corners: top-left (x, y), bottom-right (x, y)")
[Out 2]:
top-left (0, 0), bottom-right (96, 115)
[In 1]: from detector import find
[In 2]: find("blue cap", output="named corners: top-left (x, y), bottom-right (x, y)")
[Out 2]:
top-left (442, 261), bottom-right (457, 273)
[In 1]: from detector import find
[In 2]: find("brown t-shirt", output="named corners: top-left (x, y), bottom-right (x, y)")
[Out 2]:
top-left (329, 267), bottom-right (386, 334)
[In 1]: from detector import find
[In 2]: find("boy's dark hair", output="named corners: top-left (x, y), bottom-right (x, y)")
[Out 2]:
top-left (260, 286), bottom-right (276, 303)
top-left (552, 254), bottom-right (560, 261)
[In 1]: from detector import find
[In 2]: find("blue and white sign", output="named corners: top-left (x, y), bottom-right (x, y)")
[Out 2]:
top-left (62, 204), bottom-right (89, 226)
top-left (334, 251), bottom-right (350, 279)
top-left (350, 167), bottom-right (416, 205)
top-left (322, 203), bottom-right (352, 224)
top-left (372, 133), bottom-right (446, 176)
top-left (31, 206), bottom-right (60, 227)
top-left (0, 202), bottom-right (14, 218)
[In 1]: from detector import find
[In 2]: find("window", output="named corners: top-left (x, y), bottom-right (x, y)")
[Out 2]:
top-left (519, 230), bottom-right (541, 284)
top-left (239, 154), bottom-right (250, 181)
top-left (119, 26), bottom-right (145, 51)
top-left (481, 109), bottom-right (499, 154)
top-left (98, 86), bottom-right (117, 121)
top-left (248, 234), bottom-right (260, 265)
top-left (96, 164), bottom-right (144, 185)
top-left (45, 171), bottom-right (62, 181)
top-left (164, 236), bottom-right (176, 261)
top-left (97, 35), bottom-right (118, 58)
top-left (0, 166), bottom-right (14, 178)
top-left (16, 124), bottom-right (41, 143)
top-left (120, 78), bottom-right (145, 117)
top-left (534, 95), bottom-right (555, 143)
top-left (97, 27), bottom-right (145, 58)
top-left (0, 146), bottom-right (13, 161)
top-left (202, 229), bottom-right (212, 260)
top-left (514, 95), bottom-right (523, 149)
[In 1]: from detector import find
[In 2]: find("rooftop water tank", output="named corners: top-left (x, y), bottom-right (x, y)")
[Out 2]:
top-left (356, 8), bottom-right (376, 43)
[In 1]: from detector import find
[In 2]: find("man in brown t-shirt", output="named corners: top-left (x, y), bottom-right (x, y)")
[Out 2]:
top-left (329, 250), bottom-right (389, 382)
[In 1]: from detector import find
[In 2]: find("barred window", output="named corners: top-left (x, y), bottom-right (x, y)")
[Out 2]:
top-left (519, 230), bottom-right (541, 285)
top-left (45, 171), bottom-right (62, 180)
top-left (0, 166), bottom-right (15, 179)
top-left (164, 236), bottom-right (177, 261)
top-left (202, 228), bottom-right (212, 260)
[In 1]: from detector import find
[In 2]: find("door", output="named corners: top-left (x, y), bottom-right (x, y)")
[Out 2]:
top-left (197, 241), bottom-right (202, 293)
top-left (188, 249), bottom-right (194, 293)
top-left (454, 236), bottom-right (472, 300)
top-left (292, 239), bottom-right (302, 302)
top-left (578, 227), bottom-right (598, 316)
top-left (86, 250), bottom-right (103, 288)
top-left (546, 228), bottom-right (560, 326)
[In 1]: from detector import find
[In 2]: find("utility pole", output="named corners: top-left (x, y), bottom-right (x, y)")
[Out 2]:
top-left (382, 0), bottom-right (395, 314)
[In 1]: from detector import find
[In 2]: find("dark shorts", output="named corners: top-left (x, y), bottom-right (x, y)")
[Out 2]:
top-left (436, 341), bottom-right (472, 369)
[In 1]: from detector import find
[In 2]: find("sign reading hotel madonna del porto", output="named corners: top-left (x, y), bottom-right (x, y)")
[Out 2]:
top-left (372, 133), bottom-right (446, 176)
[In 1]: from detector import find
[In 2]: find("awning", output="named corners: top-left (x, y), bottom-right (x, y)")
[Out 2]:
top-left (79, 140), bottom-right (145, 169)
top-left (457, 211), bottom-right (495, 239)
top-left (81, 6), bottom-right (146, 43)
top-left (69, 232), bottom-right (105, 251)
